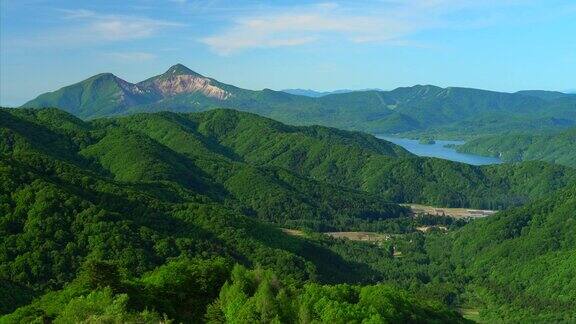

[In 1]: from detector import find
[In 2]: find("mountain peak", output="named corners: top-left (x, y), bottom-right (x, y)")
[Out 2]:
top-left (164, 64), bottom-right (202, 77)
top-left (89, 72), bottom-right (119, 81)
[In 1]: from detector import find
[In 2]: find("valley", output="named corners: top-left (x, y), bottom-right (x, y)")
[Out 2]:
top-left (280, 202), bottom-right (496, 248)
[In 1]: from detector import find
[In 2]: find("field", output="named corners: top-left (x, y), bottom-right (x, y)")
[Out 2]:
top-left (281, 228), bottom-right (390, 243)
top-left (404, 204), bottom-right (497, 219)
top-left (281, 202), bottom-right (499, 242)
top-left (324, 231), bottom-right (391, 242)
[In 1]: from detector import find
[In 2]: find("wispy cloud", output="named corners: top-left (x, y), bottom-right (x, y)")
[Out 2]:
top-left (104, 51), bottom-right (157, 62)
top-left (60, 9), bottom-right (95, 19)
top-left (64, 9), bottom-right (181, 42)
top-left (200, 0), bottom-right (536, 55)
top-left (11, 9), bottom-right (181, 48)
top-left (201, 4), bottom-right (414, 55)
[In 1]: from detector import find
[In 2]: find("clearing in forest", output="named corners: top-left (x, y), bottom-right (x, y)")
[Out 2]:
top-left (404, 204), bottom-right (497, 219)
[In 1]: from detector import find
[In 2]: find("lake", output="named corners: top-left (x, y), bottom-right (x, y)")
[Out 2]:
top-left (376, 136), bottom-right (502, 166)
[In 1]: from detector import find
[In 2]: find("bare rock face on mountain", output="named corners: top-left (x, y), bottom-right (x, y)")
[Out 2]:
top-left (114, 76), bottom-right (151, 104)
top-left (138, 63), bottom-right (233, 100)
top-left (145, 74), bottom-right (232, 100)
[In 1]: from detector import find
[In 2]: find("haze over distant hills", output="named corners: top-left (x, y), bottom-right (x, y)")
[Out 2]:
top-left (281, 88), bottom-right (384, 97)
top-left (515, 90), bottom-right (575, 101)
top-left (22, 64), bottom-right (576, 137)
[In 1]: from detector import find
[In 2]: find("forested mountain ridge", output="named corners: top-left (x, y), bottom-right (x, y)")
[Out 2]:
top-left (0, 107), bottom-right (416, 232)
top-left (89, 108), bottom-right (576, 209)
top-left (10, 106), bottom-right (575, 208)
top-left (22, 64), bottom-right (576, 136)
top-left (455, 127), bottom-right (576, 167)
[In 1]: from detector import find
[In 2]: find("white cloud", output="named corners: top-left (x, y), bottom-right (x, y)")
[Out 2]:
top-left (201, 10), bottom-right (416, 55)
top-left (104, 51), bottom-right (157, 62)
top-left (200, 3), bottom-right (426, 55)
top-left (61, 9), bottom-right (96, 19)
top-left (200, 0), bottom-right (534, 55)
top-left (88, 17), bottom-right (178, 41)
top-left (13, 9), bottom-right (182, 47)
top-left (75, 11), bottom-right (181, 42)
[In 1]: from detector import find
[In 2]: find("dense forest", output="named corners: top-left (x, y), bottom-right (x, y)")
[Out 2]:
top-left (22, 64), bottom-right (576, 137)
top-left (0, 107), bottom-right (467, 322)
top-left (83, 107), bottom-right (576, 210)
top-left (456, 127), bottom-right (576, 167)
top-left (1, 107), bottom-right (575, 322)
top-left (451, 182), bottom-right (576, 321)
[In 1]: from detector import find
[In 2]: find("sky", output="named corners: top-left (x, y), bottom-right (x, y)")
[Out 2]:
top-left (1, 0), bottom-right (575, 106)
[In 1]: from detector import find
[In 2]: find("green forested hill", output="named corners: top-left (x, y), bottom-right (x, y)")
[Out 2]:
top-left (456, 128), bottom-right (576, 167)
top-left (12, 106), bottom-right (568, 210)
top-left (20, 73), bottom-right (159, 118)
top-left (22, 64), bottom-right (576, 136)
top-left (0, 108), bottom-right (418, 233)
top-left (1, 107), bottom-right (575, 322)
top-left (20, 106), bottom-right (567, 210)
top-left (116, 108), bottom-right (574, 209)
top-left (451, 182), bottom-right (576, 321)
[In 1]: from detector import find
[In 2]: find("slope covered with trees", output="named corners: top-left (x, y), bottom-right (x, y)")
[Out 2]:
top-left (451, 182), bottom-right (576, 322)
top-left (0, 107), bottom-right (460, 322)
top-left (124, 108), bottom-right (574, 209)
top-left (456, 128), bottom-right (576, 167)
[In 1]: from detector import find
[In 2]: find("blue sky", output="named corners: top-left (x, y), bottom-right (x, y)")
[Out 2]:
top-left (1, 0), bottom-right (575, 106)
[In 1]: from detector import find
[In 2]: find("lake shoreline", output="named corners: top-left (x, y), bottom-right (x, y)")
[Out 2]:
top-left (375, 135), bottom-right (502, 166)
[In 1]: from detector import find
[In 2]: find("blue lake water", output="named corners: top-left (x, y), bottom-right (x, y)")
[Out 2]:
top-left (376, 136), bottom-right (502, 166)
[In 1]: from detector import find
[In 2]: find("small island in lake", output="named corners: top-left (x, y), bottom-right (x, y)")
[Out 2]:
top-left (418, 137), bottom-right (436, 145)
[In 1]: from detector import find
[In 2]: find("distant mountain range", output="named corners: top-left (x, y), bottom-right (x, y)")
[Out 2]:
top-left (515, 90), bottom-right (575, 101)
top-left (22, 64), bottom-right (576, 136)
top-left (281, 88), bottom-right (383, 97)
